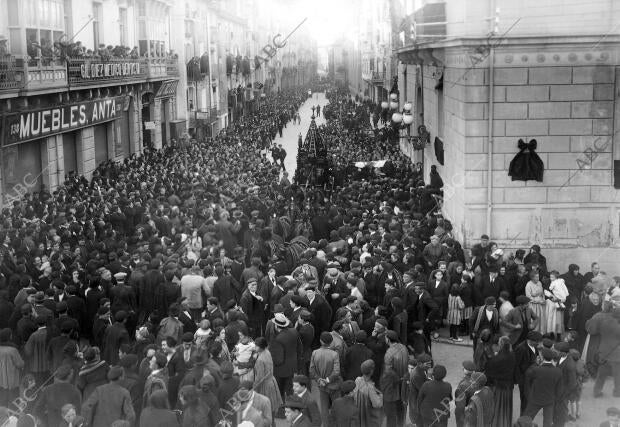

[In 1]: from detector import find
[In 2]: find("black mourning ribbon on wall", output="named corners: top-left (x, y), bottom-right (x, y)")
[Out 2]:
top-left (508, 139), bottom-right (544, 182)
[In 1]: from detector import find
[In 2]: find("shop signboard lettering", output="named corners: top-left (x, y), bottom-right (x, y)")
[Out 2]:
top-left (80, 62), bottom-right (142, 79)
top-left (3, 98), bottom-right (120, 146)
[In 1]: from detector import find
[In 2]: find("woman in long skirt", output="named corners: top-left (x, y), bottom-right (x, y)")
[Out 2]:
top-left (252, 337), bottom-right (283, 420)
top-left (545, 271), bottom-right (569, 339)
top-left (484, 336), bottom-right (516, 427)
top-left (526, 271), bottom-right (547, 334)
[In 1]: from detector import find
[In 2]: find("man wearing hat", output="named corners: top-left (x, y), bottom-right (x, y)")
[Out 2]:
top-left (454, 360), bottom-right (477, 427)
top-left (310, 331), bottom-right (342, 425)
top-left (269, 311), bottom-right (301, 399)
top-left (470, 296), bottom-right (499, 352)
top-left (524, 347), bottom-right (562, 427)
top-left (292, 374), bottom-right (321, 426)
top-left (284, 395), bottom-right (312, 427)
top-left (408, 353), bottom-right (432, 427)
top-left (514, 331), bottom-right (542, 414)
top-left (463, 372), bottom-right (494, 427)
top-left (82, 366), bottom-right (135, 427)
top-left (234, 385), bottom-right (270, 427)
top-left (418, 365), bottom-right (453, 427)
top-left (328, 380), bottom-right (359, 426)
top-left (502, 295), bottom-right (538, 346)
top-left (32, 364), bottom-right (81, 427)
top-left (33, 291), bottom-right (53, 322)
top-left (382, 330), bottom-right (409, 427)
top-left (601, 407), bottom-right (620, 427)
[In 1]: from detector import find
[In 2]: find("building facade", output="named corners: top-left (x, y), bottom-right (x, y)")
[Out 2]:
top-left (395, 0), bottom-right (620, 272)
top-left (0, 0), bottom-right (180, 206)
top-left (358, 0), bottom-right (396, 103)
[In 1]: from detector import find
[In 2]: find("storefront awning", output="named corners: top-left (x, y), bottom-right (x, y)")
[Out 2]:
top-left (155, 80), bottom-right (179, 98)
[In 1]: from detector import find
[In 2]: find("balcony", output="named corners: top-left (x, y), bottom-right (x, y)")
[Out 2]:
top-left (0, 56), bottom-right (67, 95)
top-left (147, 57), bottom-right (179, 80)
top-left (370, 71), bottom-right (385, 83)
top-left (1, 55), bottom-right (180, 94)
top-left (0, 55), bottom-right (25, 96)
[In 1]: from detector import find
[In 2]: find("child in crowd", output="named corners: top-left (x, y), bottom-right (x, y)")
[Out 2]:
top-left (568, 348), bottom-right (585, 420)
top-left (447, 284), bottom-right (465, 342)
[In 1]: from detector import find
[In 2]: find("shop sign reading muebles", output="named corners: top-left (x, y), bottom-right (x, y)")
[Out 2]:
top-left (80, 62), bottom-right (141, 79)
top-left (3, 97), bottom-right (121, 146)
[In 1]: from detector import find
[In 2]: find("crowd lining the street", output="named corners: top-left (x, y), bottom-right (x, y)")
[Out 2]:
top-left (0, 81), bottom-right (619, 427)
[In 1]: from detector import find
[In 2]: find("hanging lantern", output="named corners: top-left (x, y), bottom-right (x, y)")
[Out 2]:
top-left (389, 100), bottom-right (398, 110)
top-left (392, 112), bottom-right (403, 123)
top-left (389, 93), bottom-right (398, 101)
top-left (403, 113), bottom-right (414, 125)
top-left (403, 102), bottom-right (412, 112)
top-left (380, 101), bottom-right (388, 109)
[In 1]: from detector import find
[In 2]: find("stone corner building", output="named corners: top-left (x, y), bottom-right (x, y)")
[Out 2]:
top-left (395, 0), bottom-right (620, 273)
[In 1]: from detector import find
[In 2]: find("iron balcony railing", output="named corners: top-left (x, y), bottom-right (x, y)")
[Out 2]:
top-left (1, 55), bottom-right (180, 93)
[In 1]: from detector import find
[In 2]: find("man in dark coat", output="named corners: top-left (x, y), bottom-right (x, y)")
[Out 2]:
top-left (138, 259), bottom-right (164, 323)
top-left (381, 330), bottom-right (408, 427)
top-left (65, 286), bottom-right (86, 334)
top-left (477, 268), bottom-right (501, 304)
top-left (102, 311), bottom-right (130, 365)
top-left (305, 285), bottom-right (332, 346)
top-left (284, 396), bottom-right (313, 427)
top-left (85, 282), bottom-right (105, 340)
top-left (81, 366), bottom-right (136, 427)
top-left (418, 365), bottom-right (453, 427)
top-left (269, 313), bottom-right (301, 398)
top-left (464, 372), bottom-right (494, 427)
top-left (344, 331), bottom-right (373, 381)
top-left (524, 348), bottom-right (562, 427)
top-left (217, 361), bottom-right (240, 406)
top-left (328, 380), bottom-right (360, 427)
top-left (296, 310), bottom-right (315, 376)
top-left (292, 374), bottom-right (321, 426)
top-left (408, 353), bottom-right (432, 427)
top-left (46, 322), bottom-right (76, 372)
top-left (413, 283), bottom-right (439, 342)
top-left (514, 331), bottom-right (542, 414)
top-left (32, 364), bottom-right (82, 427)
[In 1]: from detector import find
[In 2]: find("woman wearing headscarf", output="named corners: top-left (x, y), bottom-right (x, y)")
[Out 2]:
top-left (484, 336), bottom-right (515, 427)
top-left (140, 389), bottom-right (180, 427)
top-left (252, 337), bottom-right (282, 423)
top-left (178, 385), bottom-right (211, 427)
top-left (561, 264), bottom-right (586, 302)
top-left (577, 285), bottom-right (602, 352)
top-left (353, 359), bottom-right (384, 427)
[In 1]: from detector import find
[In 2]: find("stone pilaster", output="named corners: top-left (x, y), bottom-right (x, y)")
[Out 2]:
top-left (78, 127), bottom-right (96, 179)
top-left (153, 98), bottom-right (162, 149)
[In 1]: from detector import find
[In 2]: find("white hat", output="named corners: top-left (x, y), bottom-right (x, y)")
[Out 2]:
top-left (274, 313), bottom-right (290, 328)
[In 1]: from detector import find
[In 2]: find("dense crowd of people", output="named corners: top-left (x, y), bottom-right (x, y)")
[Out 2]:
top-left (0, 81), bottom-right (619, 427)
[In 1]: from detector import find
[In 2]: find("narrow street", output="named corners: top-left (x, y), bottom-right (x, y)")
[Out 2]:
top-left (270, 92), bottom-right (328, 176)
